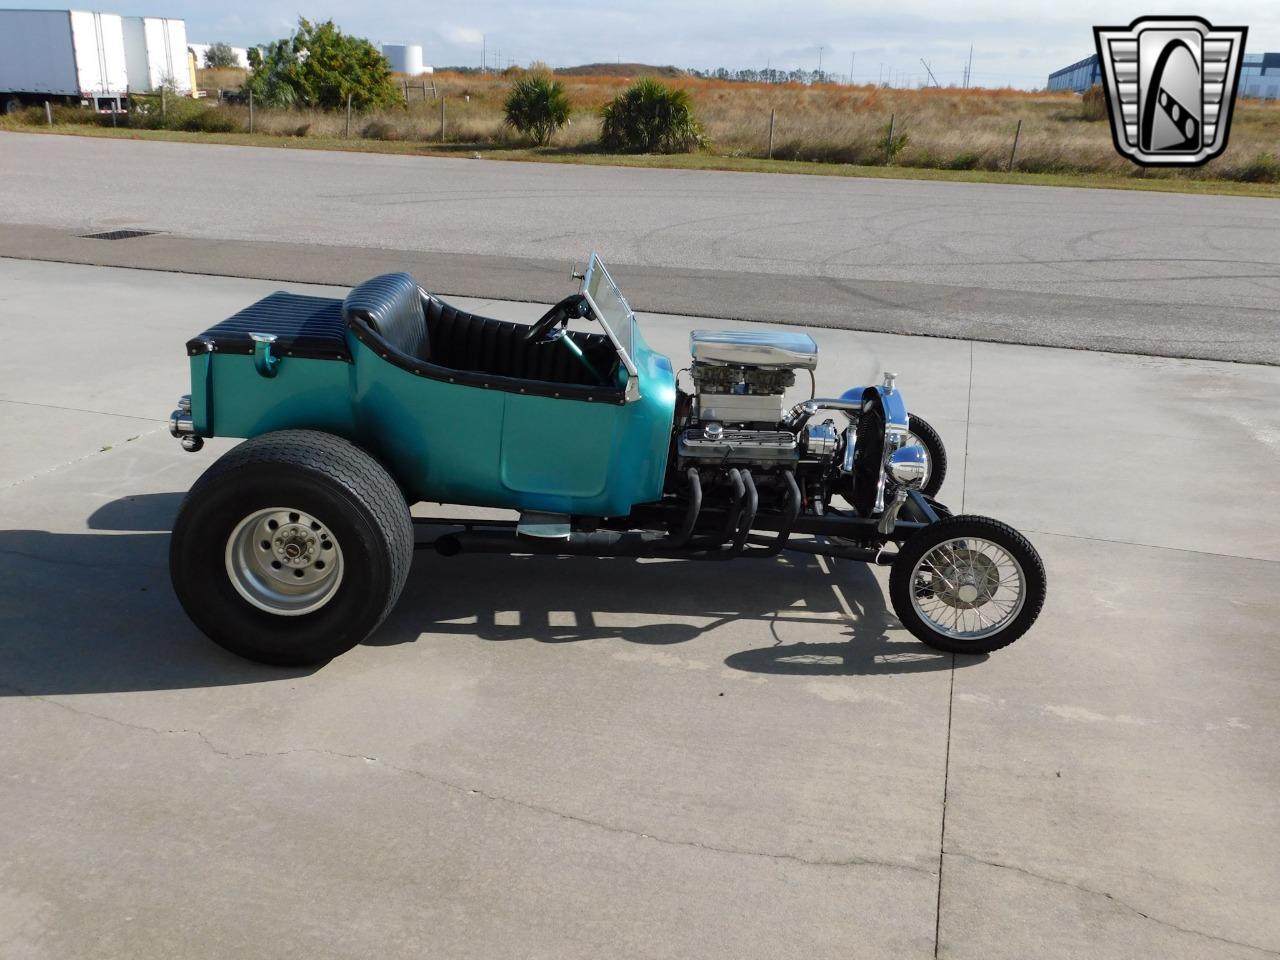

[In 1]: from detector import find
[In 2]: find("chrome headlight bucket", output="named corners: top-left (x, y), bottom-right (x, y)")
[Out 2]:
top-left (888, 445), bottom-right (928, 487)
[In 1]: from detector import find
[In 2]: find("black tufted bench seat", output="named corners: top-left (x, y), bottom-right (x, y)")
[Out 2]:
top-left (343, 272), bottom-right (617, 389)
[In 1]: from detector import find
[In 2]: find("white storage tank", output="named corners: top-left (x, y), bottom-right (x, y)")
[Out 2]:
top-left (382, 43), bottom-right (425, 75)
top-left (123, 16), bottom-right (193, 94)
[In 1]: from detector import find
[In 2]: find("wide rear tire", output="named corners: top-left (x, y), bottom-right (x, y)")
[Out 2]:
top-left (170, 430), bottom-right (413, 666)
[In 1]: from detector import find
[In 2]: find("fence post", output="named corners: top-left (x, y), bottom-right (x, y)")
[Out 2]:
top-left (1008, 118), bottom-right (1022, 171)
top-left (44, 100), bottom-right (52, 126)
top-left (345, 93), bottom-right (352, 137)
top-left (885, 113), bottom-right (895, 164)
top-left (440, 97), bottom-right (446, 141)
top-left (767, 108), bottom-right (775, 160)
top-left (248, 88), bottom-right (254, 133)
top-left (403, 78), bottom-right (408, 102)
top-left (110, 99), bottom-right (117, 127)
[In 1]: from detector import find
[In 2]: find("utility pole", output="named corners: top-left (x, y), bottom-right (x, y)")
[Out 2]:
top-left (481, 34), bottom-right (486, 72)
top-left (921, 58), bottom-right (940, 88)
top-left (965, 46), bottom-right (974, 88)
top-left (817, 45), bottom-right (823, 79)
top-left (849, 51), bottom-right (855, 85)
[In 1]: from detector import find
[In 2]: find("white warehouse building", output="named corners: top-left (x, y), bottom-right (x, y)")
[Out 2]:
top-left (188, 42), bottom-right (252, 70)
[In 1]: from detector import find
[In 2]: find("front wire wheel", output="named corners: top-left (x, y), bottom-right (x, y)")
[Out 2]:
top-left (889, 516), bottom-right (1046, 654)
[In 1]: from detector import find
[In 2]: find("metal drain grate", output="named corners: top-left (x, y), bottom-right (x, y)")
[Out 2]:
top-left (78, 229), bottom-right (159, 241)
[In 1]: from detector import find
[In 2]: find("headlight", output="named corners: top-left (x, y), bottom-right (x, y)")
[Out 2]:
top-left (887, 445), bottom-right (928, 487)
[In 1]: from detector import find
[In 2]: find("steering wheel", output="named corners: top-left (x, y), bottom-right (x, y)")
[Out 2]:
top-left (523, 294), bottom-right (589, 345)
top-left (522, 294), bottom-right (604, 383)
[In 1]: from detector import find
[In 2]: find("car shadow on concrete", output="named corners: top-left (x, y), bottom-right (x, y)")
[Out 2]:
top-left (377, 544), bottom-right (984, 677)
top-left (0, 493), bottom-right (317, 696)
top-left (0, 493), bottom-right (978, 696)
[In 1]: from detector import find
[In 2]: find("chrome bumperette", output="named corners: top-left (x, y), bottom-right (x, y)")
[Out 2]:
top-left (169, 394), bottom-right (203, 452)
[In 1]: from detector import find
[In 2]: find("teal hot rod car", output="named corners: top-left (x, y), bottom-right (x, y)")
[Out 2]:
top-left (168, 255), bottom-right (1046, 665)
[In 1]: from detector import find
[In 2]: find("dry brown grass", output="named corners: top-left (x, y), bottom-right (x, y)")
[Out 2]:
top-left (7, 69), bottom-right (1279, 183)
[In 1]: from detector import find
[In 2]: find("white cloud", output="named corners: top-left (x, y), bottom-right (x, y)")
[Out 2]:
top-left (444, 25), bottom-right (485, 47)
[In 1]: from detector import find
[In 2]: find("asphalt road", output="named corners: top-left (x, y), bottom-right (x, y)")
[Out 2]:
top-left (1, 257), bottom-right (1278, 959)
top-left (1, 132), bottom-right (1278, 363)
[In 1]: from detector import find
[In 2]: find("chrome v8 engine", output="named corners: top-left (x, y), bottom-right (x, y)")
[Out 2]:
top-left (679, 330), bottom-right (837, 467)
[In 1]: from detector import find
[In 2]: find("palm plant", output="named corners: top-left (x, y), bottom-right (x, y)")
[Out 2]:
top-left (600, 78), bottom-right (705, 153)
top-left (503, 74), bottom-right (571, 146)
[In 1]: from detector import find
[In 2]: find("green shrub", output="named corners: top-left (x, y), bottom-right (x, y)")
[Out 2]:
top-left (124, 92), bottom-right (242, 133)
top-left (203, 42), bottom-right (239, 69)
top-left (945, 151), bottom-right (982, 170)
top-left (503, 74), bottom-right (571, 145)
top-left (600, 78), bottom-right (705, 153)
top-left (175, 107), bottom-right (241, 133)
top-left (1222, 151), bottom-right (1280, 183)
top-left (1081, 84), bottom-right (1108, 121)
top-left (245, 18), bottom-right (402, 110)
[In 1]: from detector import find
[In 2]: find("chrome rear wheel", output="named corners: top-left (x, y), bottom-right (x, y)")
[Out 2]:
top-left (225, 507), bottom-right (345, 616)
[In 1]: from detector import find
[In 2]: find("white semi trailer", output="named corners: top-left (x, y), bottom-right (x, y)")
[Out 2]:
top-left (122, 16), bottom-right (194, 95)
top-left (0, 9), bottom-right (129, 113)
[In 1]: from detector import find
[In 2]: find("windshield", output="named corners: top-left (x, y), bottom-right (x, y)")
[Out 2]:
top-left (580, 254), bottom-right (638, 379)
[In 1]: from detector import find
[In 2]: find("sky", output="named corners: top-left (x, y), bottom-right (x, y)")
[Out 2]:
top-left (9, 1), bottom-right (1279, 88)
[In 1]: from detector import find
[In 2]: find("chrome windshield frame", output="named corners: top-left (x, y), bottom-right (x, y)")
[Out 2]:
top-left (579, 253), bottom-right (641, 401)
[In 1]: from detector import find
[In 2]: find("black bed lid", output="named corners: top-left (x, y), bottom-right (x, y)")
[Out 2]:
top-left (186, 292), bottom-right (351, 361)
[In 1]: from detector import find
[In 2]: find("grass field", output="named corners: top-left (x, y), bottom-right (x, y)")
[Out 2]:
top-left (4, 67), bottom-right (1279, 196)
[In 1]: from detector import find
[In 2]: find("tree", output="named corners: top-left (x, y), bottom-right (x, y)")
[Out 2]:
top-left (600, 79), bottom-right (705, 153)
top-left (203, 42), bottom-right (238, 69)
top-left (244, 18), bottom-right (401, 110)
top-left (503, 74), bottom-right (571, 145)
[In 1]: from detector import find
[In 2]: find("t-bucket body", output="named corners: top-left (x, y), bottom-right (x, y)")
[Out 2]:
top-left (167, 253), bottom-right (1046, 667)
top-left (181, 263), bottom-right (675, 517)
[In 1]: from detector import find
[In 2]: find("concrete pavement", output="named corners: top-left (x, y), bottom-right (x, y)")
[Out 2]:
top-left (1, 258), bottom-right (1277, 958)
top-left (2, 132), bottom-right (1279, 363)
